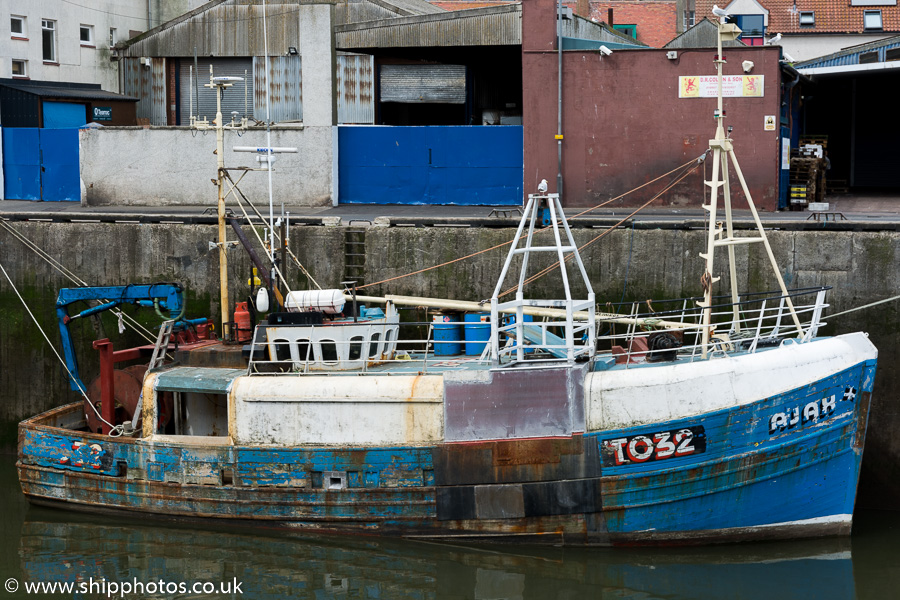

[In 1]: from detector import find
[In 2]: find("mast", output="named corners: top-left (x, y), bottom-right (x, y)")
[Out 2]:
top-left (698, 16), bottom-right (803, 358)
top-left (214, 74), bottom-right (230, 340)
top-left (198, 68), bottom-right (246, 340)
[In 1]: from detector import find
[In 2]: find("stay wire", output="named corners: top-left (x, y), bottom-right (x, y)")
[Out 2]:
top-left (0, 219), bottom-right (160, 348)
top-left (225, 171), bottom-right (322, 291)
top-left (0, 260), bottom-right (124, 437)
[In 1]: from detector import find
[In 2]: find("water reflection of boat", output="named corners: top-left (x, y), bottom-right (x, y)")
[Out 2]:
top-left (19, 511), bottom-right (856, 600)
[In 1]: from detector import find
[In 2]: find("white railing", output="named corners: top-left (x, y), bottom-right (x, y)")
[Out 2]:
top-left (595, 287), bottom-right (829, 367)
top-left (246, 319), bottom-right (492, 376)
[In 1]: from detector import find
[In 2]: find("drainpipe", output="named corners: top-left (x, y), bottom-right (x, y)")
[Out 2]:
top-left (147, 0), bottom-right (152, 29)
top-left (557, 0), bottom-right (563, 198)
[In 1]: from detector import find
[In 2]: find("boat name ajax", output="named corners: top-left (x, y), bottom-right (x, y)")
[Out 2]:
top-left (768, 387), bottom-right (857, 435)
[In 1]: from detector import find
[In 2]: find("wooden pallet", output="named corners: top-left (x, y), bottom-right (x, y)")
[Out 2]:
top-left (828, 179), bottom-right (849, 194)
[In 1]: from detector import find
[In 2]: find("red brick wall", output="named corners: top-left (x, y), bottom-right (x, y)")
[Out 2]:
top-left (523, 0), bottom-right (784, 210)
top-left (565, 1), bottom-right (678, 48)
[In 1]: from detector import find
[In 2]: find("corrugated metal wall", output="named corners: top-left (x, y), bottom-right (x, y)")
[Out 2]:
top-left (380, 64), bottom-right (465, 104)
top-left (335, 1), bottom-right (404, 26)
top-left (126, 4), bottom-right (301, 58)
top-left (179, 58), bottom-right (254, 125)
top-left (799, 38), bottom-right (900, 68)
top-left (664, 21), bottom-right (745, 48)
top-left (335, 6), bottom-right (521, 49)
top-left (122, 57), bottom-right (167, 125)
top-left (336, 54), bottom-right (374, 124)
top-left (253, 55), bottom-right (302, 123)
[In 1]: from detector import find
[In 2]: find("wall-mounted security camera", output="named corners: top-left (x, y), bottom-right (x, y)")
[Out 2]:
top-left (599, 45), bottom-right (613, 56)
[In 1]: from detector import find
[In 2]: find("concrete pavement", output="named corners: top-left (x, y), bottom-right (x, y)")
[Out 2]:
top-left (1, 193), bottom-right (898, 230)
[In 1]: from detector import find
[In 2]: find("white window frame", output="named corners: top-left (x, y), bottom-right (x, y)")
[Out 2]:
top-left (799, 11), bottom-right (815, 27)
top-left (109, 27), bottom-right (118, 47)
top-left (11, 59), bottom-right (27, 78)
top-left (80, 24), bottom-right (94, 46)
top-left (864, 10), bottom-right (883, 30)
top-left (683, 10), bottom-right (696, 30)
top-left (41, 19), bottom-right (56, 63)
top-left (11, 15), bottom-right (26, 38)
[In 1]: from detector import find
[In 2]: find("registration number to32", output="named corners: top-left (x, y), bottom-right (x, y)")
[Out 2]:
top-left (601, 426), bottom-right (707, 466)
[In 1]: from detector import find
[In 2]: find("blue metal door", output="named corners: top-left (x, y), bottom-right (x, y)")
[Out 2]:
top-left (39, 128), bottom-right (80, 201)
top-left (338, 126), bottom-right (523, 205)
top-left (2, 128), bottom-right (41, 200)
top-left (1, 127), bottom-right (80, 201)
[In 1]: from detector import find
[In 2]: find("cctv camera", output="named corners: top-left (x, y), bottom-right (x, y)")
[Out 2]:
top-left (599, 45), bottom-right (613, 56)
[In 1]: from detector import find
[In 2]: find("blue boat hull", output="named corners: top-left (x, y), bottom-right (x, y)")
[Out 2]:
top-left (18, 359), bottom-right (875, 546)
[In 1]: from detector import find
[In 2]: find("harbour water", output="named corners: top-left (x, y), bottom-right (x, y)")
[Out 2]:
top-left (1, 453), bottom-right (898, 599)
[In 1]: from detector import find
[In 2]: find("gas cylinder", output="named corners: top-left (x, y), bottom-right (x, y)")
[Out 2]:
top-left (234, 301), bottom-right (252, 342)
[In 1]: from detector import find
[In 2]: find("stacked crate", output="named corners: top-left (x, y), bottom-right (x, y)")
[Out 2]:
top-left (789, 137), bottom-right (828, 209)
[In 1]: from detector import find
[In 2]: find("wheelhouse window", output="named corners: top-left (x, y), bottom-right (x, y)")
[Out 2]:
top-left (80, 24), bottom-right (94, 46)
top-left (799, 11), bottom-right (815, 27)
top-left (273, 338), bottom-right (292, 362)
top-left (41, 19), bottom-right (56, 62)
top-left (864, 10), bottom-right (883, 30)
top-left (320, 340), bottom-right (338, 363)
top-left (11, 59), bottom-right (27, 78)
top-left (11, 15), bottom-right (26, 38)
top-left (369, 333), bottom-right (382, 358)
top-left (349, 336), bottom-right (364, 361)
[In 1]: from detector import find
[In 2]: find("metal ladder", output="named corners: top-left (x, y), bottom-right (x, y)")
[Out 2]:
top-left (130, 320), bottom-right (175, 431)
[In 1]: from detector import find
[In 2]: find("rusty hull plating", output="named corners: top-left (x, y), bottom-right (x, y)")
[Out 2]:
top-left (17, 336), bottom-right (877, 546)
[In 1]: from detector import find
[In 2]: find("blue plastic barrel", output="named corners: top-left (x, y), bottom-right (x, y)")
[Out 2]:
top-left (432, 313), bottom-right (462, 356)
top-left (464, 312), bottom-right (491, 355)
top-left (507, 313), bottom-right (534, 353)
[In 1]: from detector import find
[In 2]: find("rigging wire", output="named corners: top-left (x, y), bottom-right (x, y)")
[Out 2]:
top-left (0, 219), bottom-right (162, 349)
top-left (0, 260), bottom-right (124, 437)
top-left (224, 170), bottom-right (322, 290)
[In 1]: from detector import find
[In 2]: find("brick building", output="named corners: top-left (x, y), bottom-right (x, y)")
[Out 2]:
top-left (578, 1), bottom-right (678, 48)
top-left (694, 0), bottom-right (900, 61)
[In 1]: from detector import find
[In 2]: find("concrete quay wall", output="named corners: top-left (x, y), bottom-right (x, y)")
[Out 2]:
top-left (0, 221), bottom-right (897, 506)
top-left (79, 126), bottom-right (335, 207)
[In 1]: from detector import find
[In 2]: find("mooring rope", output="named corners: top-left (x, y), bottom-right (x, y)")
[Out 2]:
top-left (498, 158), bottom-right (704, 297)
top-left (827, 294), bottom-right (900, 319)
top-left (356, 155), bottom-right (705, 291)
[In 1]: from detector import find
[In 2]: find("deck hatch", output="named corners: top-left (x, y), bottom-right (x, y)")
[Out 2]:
top-left (154, 367), bottom-right (243, 394)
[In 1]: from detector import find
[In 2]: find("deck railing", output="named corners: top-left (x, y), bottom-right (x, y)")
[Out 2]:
top-left (595, 286), bottom-right (829, 367)
top-left (245, 287), bottom-right (830, 375)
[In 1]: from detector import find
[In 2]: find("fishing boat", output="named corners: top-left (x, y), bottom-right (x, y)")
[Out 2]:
top-left (15, 19), bottom-right (876, 546)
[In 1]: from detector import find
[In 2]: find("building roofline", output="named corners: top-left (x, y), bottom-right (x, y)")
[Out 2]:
top-left (335, 2), bottom-right (517, 33)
